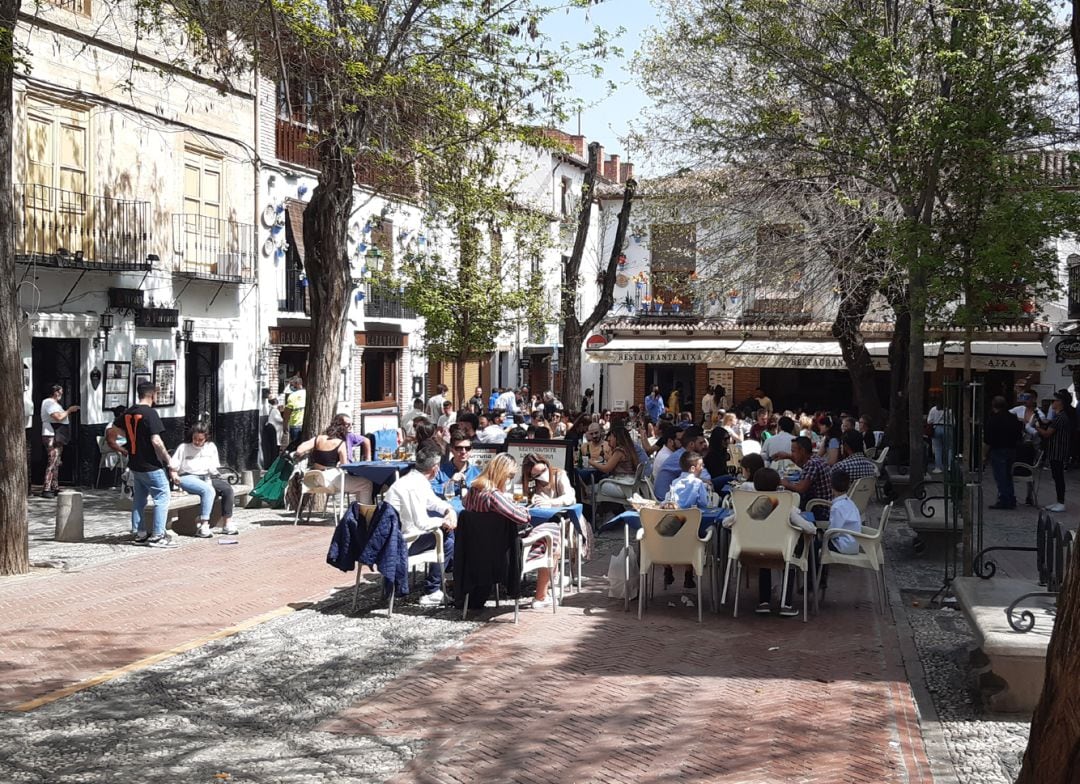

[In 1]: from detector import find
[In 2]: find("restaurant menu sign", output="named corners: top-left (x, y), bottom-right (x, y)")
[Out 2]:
top-left (503, 438), bottom-right (571, 482)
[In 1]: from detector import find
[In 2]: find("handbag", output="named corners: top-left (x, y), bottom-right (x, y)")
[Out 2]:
top-left (52, 423), bottom-right (72, 446)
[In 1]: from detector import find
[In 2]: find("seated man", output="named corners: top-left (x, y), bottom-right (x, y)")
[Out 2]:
top-left (823, 470), bottom-right (861, 555)
top-left (833, 430), bottom-right (877, 486)
top-left (433, 428), bottom-right (483, 498)
top-left (779, 436), bottom-right (832, 520)
top-left (662, 451), bottom-right (712, 511)
top-left (475, 409), bottom-right (508, 444)
top-left (761, 416), bottom-right (796, 464)
top-left (654, 426), bottom-right (712, 500)
top-left (383, 445), bottom-right (458, 606)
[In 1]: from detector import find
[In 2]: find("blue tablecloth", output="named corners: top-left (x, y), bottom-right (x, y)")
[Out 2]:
top-left (447, 498), bottom-right (586, 538)
top-left (598, 508), bottom-right (730, 539)
top-left (341, 461), bottom-right (412, 486)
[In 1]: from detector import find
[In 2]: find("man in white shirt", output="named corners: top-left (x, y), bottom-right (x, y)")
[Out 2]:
top-left (762, 416), bottom-right (796, 464)
top-left (494, 387), bottom-right (519, 414)
top-left (652, 426), bottom-right (679, 481)
top-left (475, 410), bottom-right (508, 444)
top-left (426, 385), bottom-right (448, 422)
top-left (823, 469), bottom-right (861, 555)
top-left (437, 400), bottom-right (457, 429)
top-left (383, 445), bottom-right (457, 605)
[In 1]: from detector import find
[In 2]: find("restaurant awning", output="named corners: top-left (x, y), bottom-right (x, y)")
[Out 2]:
top-left (942, 341), bottom-right (1046, 371)
top-left (586, 337), bottom-right (744, 364)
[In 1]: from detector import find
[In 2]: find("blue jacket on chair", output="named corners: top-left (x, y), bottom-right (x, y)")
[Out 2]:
top-left (327, 501), bottom-right (409, 597)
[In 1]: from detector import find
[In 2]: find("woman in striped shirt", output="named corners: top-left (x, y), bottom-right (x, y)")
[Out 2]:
top-left (1034, 389), bottom-right (1074, 513)
top-left (464, 453), bottom-right (562, 609)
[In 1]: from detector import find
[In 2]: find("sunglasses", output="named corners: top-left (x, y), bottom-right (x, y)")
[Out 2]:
top-left (452, 445), bottom-right (472, 451)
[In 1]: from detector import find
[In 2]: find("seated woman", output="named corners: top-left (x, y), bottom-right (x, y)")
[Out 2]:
top-left (550, 411), bottom-right (568, 438)
top-left (815, 415), bottom-right (842, 464)
top-left (721, 412), bottom-right (743, 444)
top-left (522, 453), bottom-right (576, 507)
top-left (703, 426), bottom-right (737, 492)
top-left (464, 453), bottom-right (561, 609)
top-left (104, 404), bottom-right (128, 456)
top-left (293, 414), bottom-right (373, 504)
top-left (591, 426), bottom-right (641, 501)
top-left (171, 423), bottom-right (237, 538)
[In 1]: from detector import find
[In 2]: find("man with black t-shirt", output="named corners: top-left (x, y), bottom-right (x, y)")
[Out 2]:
top-left (125, 381), bottom-right (180, 547)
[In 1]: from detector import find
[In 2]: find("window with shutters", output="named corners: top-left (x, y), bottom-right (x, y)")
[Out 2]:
top-left (649, 223), bottom-right (696, 308)
top-left (46, 0), bottom-right (91, 14)
top-left (23, 100), bottom-right (90, 256)
top-left (181, 148), bottom-right (223, 269)
top-left (362, 349), bottom-right (399, 407)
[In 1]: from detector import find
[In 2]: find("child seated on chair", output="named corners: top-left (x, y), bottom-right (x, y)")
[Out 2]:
top-left (662, 451), bottom-right (712, 511)
top-left (824, 469), bottom-right (861, 555)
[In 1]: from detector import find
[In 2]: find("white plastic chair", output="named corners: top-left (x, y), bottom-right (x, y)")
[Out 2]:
top-left (595, 462), bottom-right (645, 511)
top-left (817, 503), bottom-right (893, 614)
top-left (348, 508), bottom-right (447, 615)
top-left (294, 465), bottom-right (346, 525)
top-left (635, 507), bottom-right (711, 623)
top-left (520, 528), bottom-right (560, 619)
top-left (740, 439), bottom-right (761, 456)
top-left (722, 489), bottom-right (815, 622)
top-left (1012, 447), bottom-right (1043, 506)
top-left (96, 435), bottom-right (127, 488)
top-left (727, 442), bottom-right (744, 469)
top-left (872, 446), bottom-right (890, 477)
top-left (806, 476), bottom-right (875, 524)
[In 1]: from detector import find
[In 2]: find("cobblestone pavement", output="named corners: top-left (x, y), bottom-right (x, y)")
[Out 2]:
top-left (883, 466), bottom-right (1079, 784)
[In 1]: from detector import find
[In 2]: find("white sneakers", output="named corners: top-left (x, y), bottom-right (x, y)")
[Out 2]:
top-left (531, 597), bottom-right (553, 610)
top-left (418, 590), bottom-right (445, 606)
top-left (1044, 503), bottom-right (1066, 513)
top-left (195, 521), bottom-right (213, 538)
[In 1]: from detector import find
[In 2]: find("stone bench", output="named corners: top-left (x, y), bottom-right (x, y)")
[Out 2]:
top-left (953, 576), bottom-right (1055, 714)
top-left (903, 495), bottom-right (951, 535)
top-left (118, 484), bottom-right (252, 537)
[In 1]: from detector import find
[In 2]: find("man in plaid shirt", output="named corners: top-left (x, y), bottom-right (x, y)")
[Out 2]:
top-left (781, 436), bottom-right (833, 520)
top-left (833, 431), bottom-right (878, 486)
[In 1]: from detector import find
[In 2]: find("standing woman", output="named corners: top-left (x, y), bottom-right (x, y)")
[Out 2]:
top-left (40, 384), bottom-right (79, 498)
top-left (1034, 389), bottom-right (1073, 513)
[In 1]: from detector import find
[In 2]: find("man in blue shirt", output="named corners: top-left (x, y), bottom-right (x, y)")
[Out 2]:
top-left (663, 451), bottom-right (712, 510)
top-left (431, 429), bottom-right (483, 497)
top-left (644, 385), bottom-right (666, 424)
top-left (654, 425), bottom-right (712, 499)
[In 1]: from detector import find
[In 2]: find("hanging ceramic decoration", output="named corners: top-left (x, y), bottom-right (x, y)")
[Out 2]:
top-left (297, 184), bottom-right (308, 197)
top-left (616, 273), bottom-right (629, 288)
top-left (261, 204), bottom-right (277, 227)
top-left (262, 238), bottom-right (275, 257)
top-left (270, 223), bottom-right (283, 236)
top-left (348, 222), bottom-right (361, 242)
top-left (275, 247), bottom-right (286, 261)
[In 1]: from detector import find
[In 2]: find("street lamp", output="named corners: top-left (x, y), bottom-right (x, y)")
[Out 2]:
top-left (93, 312), bottom-right (114, 351)
top-left (175, 318), bottom-right (195, 351)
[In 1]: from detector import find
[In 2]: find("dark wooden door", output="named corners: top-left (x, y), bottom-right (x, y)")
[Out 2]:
top-left (30, 338), bottom-right (81, 486)
top-left (185, 343), bottom-right (220, 437)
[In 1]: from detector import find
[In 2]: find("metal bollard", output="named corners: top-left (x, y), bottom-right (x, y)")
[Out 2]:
top-left (55, 490), bottom-right (84, 542)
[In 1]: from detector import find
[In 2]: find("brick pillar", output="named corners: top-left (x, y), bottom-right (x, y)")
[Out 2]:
top-left (351, 345), bottom-right (364, 427)
top-left (694, 363), bottom-right (709, 412)
top-left (633, 363), bottom-right (646, 409)
top-left (399, 346), bottom-right (411, 412)
top-left (267, 346), bottom-right (282, 397)
top-left (733, 368), bottom-right (761, 406)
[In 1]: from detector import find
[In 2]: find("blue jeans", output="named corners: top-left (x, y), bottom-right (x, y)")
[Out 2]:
top-left (131, 469), bottom-right (170, 537)
top-left (932, 425), bottom-right (946, 471)
top-left (989, 447), bottom-right (1016, 506)
top-left (178, 474), bottom-right (235, 520)
top-left (408, 530), bottom-right (455, 595)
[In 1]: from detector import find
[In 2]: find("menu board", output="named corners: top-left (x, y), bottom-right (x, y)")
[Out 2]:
top-left (467, 444), bottom-right (501, 473)
top-left (503, 438), bottom-right (571, 482)
top-left (103, 361), bottom-right (130, 411)
top-left (153, 360), bottom-right (176, 407)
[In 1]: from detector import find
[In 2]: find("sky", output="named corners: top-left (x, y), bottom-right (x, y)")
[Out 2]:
top-left (541, 0), bottom-right (659, 170)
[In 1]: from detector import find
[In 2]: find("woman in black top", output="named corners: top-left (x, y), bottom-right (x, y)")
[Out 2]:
top-left (1034, 389), bottom-right (1073, 513)
top-left (294, 414), bottom-right (373, 503)
top-left (703, 426), bottom-right (736, 488)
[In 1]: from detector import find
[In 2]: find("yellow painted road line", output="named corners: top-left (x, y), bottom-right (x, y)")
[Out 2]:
top-left (11, 604), bottom-right (306, 712)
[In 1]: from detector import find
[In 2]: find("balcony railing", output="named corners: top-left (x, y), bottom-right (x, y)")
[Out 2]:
top-left (364, 284), bottom-right (415, 319)
top-left (279, 257), bottom-right (310, 314)
top-left (739, 296), bottom-right (812, 325)
top-left (276, 118), bottom-right (319, 169)
top-left (15, 183), bottom-right (151, 271)
top-left (172, 215), bottom-right (256, 282)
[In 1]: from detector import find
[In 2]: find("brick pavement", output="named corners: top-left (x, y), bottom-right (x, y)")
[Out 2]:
top-left (0, 523), bottom-right (350, 709)
top-left (322, 560), bottom-right (934, 784)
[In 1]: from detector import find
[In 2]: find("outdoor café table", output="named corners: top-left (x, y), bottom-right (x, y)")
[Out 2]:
top-left (598, 507), bottom-right (729, 611)
top-left (341, 460), bottom-right (412, 496)
top-left (448, 498), bottom-right (587, 591)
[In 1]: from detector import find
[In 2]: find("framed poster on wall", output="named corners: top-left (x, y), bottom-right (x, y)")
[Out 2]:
top-left (153, 360), bottom-right (176, 407)
top-left (131, 343), bottom-right (150, 374)
top-left (133, 373), bottom-right (151, 404)
top-left (103, 361), bottom-right (131, 411)
top-left (707, 368), bottom-right (733, 396)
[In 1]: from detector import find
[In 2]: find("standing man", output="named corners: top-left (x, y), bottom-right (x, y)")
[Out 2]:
top-left (427, 383), bottom-right (448, 421)
top-left (40, 384), bottom-right (78, 498)
top-left (282, 377), bottom-right (306, 446)
top-left (495, 386), bottom-right (519, 415)
top-left (754, 387), bottom-right (774, 415)
top-left (125, 381), bottom-right (179, 547)
top-left (644, 385), bottom-right (666, 424)
top-left (468, 386), bottom-right (486, 416)
top-left (985, 395), bottom-right (1022, 510)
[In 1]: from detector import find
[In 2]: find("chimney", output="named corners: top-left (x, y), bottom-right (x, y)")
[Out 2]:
top-left (594, 145), bottom-right (605, 177)
top-left (570, 134), bottom-right (586, 158)
top-left (620, 162), bottom-right (635, 182)
top-left (604, 154), bottom-right (621, 182)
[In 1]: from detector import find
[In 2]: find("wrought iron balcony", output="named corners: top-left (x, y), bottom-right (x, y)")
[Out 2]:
top-left (172, 215), bottom-right (256, 282)
top-left (738, 296), bottom-right (812, 325)
top-left (14, 183), bottom-right (151, 271)
top-left (364, 284), bottom-right (415, 319)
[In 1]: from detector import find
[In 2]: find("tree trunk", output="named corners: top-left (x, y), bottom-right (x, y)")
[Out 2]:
top-left (833, 268), bottom-right (885, 427)
top-left (562, 322), bottom-right (583, 413)
top-left (301, 135), bottom-right (355, 442)
top-left (1017, 541), bottom-right (1080, 783)
top-left (454, 352), bottom-right (466, 415)
top-left (886, 296), bottom-right (911, 462)
top-left (907, 266), bottom-right (928, 480)
top-left (0, 0), bottom-right (28, 576)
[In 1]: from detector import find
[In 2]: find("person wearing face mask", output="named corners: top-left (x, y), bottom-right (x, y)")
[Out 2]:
top-left (522, 453), bottom-right (576, 507)
top-left (464, 453), bottom-right (562, 609)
